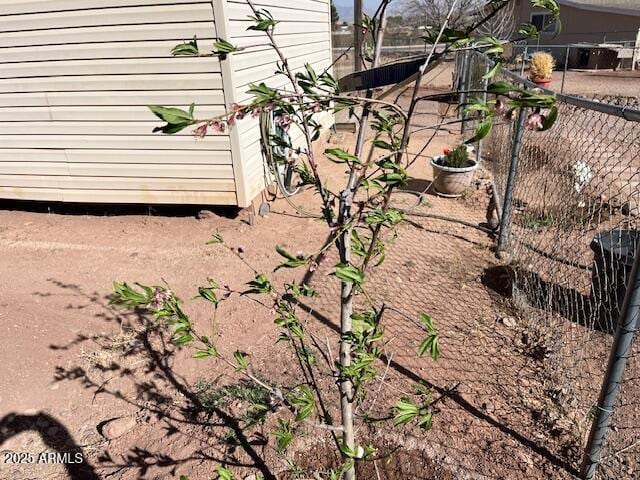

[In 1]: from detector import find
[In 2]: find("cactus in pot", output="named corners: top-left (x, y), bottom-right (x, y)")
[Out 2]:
top-left (529, 52), bottom-right (554, 87)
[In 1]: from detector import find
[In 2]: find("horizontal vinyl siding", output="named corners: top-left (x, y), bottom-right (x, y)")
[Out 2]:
top-left (0, 105), bottom-right (225, 121)
top-left (0, 91), bottom-right (226, 107)
top-left (227, 0), bottom-right (333, 204)
top-left (0, 1), bottom-right (237, 205)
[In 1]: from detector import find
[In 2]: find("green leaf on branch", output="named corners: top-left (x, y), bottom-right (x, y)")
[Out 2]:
top-left (111, 281), bottom-right (153, 308)
top-left (372, 139), bottom-right (395, 151)
top-left (215, 466), bottom-right (235, 480)
top-left (333, 264), bottom-right (364, 286)
top-left (206, 232), bottom-right (225, 245)
top-left (247, 82), bottom-right (278, 102)
top-left (288, 385), bottom-right (315, 421)
top-left (464, 96), bottom-right (491, 115)
top-left (196, 278), bottom-right (220, 305)
top-left (540, 105), bottom-right (558, 131)
top-left (193, 346), bottom-right (218, 359)
top-left (518, 23), bottom-right (539, 38)
top-left (213, 38), bottom-right (239, 58)
top-left (351, 230), bottom-right (367, 258)
top-left (374, 159), bottom-right (407, 187)
top-left (475, 35), bottom-right (504, 57)
top-left (247, 9), bottom-right (279, 31)
top-left (288, 283), bottom-right (317, 298)
top-left (273, 419), bottom-right (293, 452)
top-left (393, 399), bottom-right (420, 425)
top-left (487, 81), bottom-right (520, 95)
top-left (423, 27), bottom-right (466, 45)
top-left (531, 0), bottom-right (560, 16)
top-left (295, 63), bottom-right (320, 94)
top-left (233, 351), bottom-right (249, 372)
top-left (482, 61), bottom-right (502, 80)
top-left (174, 333), bottom-right (194, 346)
top-left (245, 274), bottom-right (274, 295)
top-left (148, 105), bottom-right (196, 134)
top-left (171, 36), bottom-right (200, 56)
top-left (274, 304), bottom-right (305, 339)
top-left (365, 208), bottom-right (404, 227)
top-left (324, 148), bottom-right (360, 165)
top-left (465, 119), bottom-right (492, 144)
top-left (275, 245), bottom-right (307, 270)
top-left (394, 399), bottom-right (433, 429)
top-left (417, 312), bottom-right (440, 361)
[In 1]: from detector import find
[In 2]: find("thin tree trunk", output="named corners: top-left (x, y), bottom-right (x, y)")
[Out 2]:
top-left (337, 7), bottom-right (389, 480)
top-left (338, 226), bottom-right (356, 479)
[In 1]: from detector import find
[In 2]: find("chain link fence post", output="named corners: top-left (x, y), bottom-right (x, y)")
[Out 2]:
top-left (476, 55), bottom-right (489, 163)
top-left (561, 45), bottom-right (570, 94)
top-left (520, 45), bottom-right (528, 77)
top-left (580, 242), bottom-right (640, 479)
top-left (459, 50), bottom-right (471, 133)
top-left (496, 108), bottom-right (527, 256)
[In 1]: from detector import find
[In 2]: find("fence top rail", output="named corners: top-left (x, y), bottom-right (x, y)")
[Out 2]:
top-left (495, 59), bottom-right (640, 122)
top-left (515, 43), bottom-right (638, 48)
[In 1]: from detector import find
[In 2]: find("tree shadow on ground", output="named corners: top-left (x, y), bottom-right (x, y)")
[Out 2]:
top-left (0, 412), bottom-right (99, 480)
top-left (297, 231), bottom-right (581, 478)
top-left (44, 279), bottom-right (277, 480)
top-left (482, 265), bottom-right (611, 333)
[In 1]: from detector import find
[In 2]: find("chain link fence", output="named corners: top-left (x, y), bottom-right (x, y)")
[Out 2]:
top-left (460, 50), bottom-right (640, 478)
top-left (506, 43), bottom-right (640, 97)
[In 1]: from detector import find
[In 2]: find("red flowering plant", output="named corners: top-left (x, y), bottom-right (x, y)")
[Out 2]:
top-left (112, 0), bottom-right (561, 478)
top-left (440, 144), bottom-right (471, 168)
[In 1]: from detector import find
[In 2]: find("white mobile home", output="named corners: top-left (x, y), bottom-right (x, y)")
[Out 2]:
top-left (0, 0), bottom-right (333, 207)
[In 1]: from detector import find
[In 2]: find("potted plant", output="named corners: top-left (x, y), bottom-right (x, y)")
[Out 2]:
top-left (430, 144), bottom-right (478, 197)
top-left (529, 52), bottom-right (554, 88)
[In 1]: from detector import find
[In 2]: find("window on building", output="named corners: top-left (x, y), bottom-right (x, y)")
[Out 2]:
top-left (531, 13), bottom-right (557, 33)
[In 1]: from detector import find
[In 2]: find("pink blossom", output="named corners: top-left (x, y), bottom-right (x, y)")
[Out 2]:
top-left (265, 102), bottom-right (275, 112)
top-left (525, 111), bottom-right (545, 130)
top-left (228, 113), bottom-right (236, 126)
top-left (309, 261), bottom-right (318, 272)
top-left (147, 288), bottom-right (173, 310)
top-left (230, 103), bottom-right (246, 121)
top-left (296, 251), bottom-right (305, 259)
top-left (209, 120), bottom-right (226, 133)
top-left (309, 102), bottom-right (322, 113)
top-left (275, 114), bottom-right (292, 131)
top-left (193, 123), bottom-right (208, 138)
top-left (251, 108), bottom-right (261, 118)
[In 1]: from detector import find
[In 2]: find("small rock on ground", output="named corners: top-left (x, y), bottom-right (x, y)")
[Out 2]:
top-left (196, 209), bottom-right (217, 220)
top-left (500, 316), bottom-right (517, 328)
top-left (101, 417), bottom-right (137, 440)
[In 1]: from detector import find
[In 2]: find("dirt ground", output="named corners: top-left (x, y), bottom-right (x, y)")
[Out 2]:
top-left (0, 115), bottom-right (591, 480)
top-left (549, 69), bottom-right (640, 98)
top-left (0, 71), bottom-right (617, 480)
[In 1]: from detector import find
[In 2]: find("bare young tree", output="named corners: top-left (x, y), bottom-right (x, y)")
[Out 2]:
top-left (400, 0), bottom-right (484, 29)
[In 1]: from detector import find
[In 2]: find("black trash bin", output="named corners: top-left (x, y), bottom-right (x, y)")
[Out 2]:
top-left (590, 229), bottom-right (640, 331)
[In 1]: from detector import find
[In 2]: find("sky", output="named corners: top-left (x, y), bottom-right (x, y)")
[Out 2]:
top-left (333, 0), bottom-right (382, 21)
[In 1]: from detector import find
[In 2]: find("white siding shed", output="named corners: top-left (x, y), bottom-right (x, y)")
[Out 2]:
top-left (0, 0), bottom-right (333, 207)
